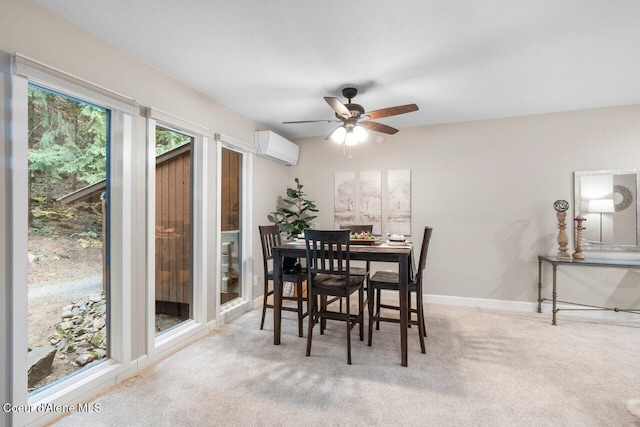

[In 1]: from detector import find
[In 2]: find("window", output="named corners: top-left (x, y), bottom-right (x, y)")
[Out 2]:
top-left (220, 147), bottom-right (243, 304)
top-left (154, 126), bottom-right (194, 334)
top-left (146, 111), bottom-right (210, 355)
top-left (11, 55), bottom-right (135, 426)
top-left (27, 84), bottom-right (111, 392)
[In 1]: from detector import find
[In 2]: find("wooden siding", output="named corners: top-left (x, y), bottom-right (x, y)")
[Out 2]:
top-left (155, 147), bottom-right (192, 304)
top-left (221, 148), bottom-right (241, 231)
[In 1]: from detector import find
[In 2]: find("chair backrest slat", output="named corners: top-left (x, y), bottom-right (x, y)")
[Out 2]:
top-left (415, 227), bottom-right (433, 283)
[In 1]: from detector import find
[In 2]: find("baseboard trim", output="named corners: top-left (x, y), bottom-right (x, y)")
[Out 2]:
top-left (423, 293), bottom-right (536, 312)
top-left (375, 291), bottom-right (640, 322)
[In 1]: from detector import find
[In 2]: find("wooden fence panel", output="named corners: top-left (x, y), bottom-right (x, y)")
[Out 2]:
top-left (155, 148), bottom-right (191, 304)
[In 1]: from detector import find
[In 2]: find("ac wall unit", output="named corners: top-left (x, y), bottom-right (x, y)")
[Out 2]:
top-left (255, 130), bottom-right (299, 166)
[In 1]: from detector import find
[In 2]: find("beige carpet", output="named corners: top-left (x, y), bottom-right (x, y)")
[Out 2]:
top-left (51, 304), bottom-right (640, 426)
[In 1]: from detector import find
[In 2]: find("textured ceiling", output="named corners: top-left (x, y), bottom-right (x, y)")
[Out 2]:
top-left (36, 0), bottom-right (640, 140)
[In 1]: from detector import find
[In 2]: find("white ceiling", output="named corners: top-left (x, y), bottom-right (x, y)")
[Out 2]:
top-left (37, 0), bottom-right (640, 140)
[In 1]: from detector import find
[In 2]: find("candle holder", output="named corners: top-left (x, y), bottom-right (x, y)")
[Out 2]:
top-left (553, 200), bottom-right (571, 260)
top-left (573, 216), bottom-right (586, 260)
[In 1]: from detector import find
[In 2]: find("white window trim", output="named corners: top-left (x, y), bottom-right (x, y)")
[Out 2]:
top-left (13, 53), bottom-right (138, 114)
top-left (10, 69), bottom-right (135, 426)
top-left (215, 135), bottom-right (254, 324)
top-left (145, 113), bottom-right (209, 360)
top-left (0, 51), bottom-right (12, 427)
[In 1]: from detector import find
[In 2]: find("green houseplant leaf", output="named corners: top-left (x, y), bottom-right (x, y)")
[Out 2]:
top-left (269, 177), bottom-right (318, 240)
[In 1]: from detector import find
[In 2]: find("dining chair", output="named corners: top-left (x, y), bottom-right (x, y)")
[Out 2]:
top-left (367, 226), bottom-right (433, 354)
top-left (304, 229), bottom-right (367, 364)
top-left (259, 225), bottom-right (308, 337)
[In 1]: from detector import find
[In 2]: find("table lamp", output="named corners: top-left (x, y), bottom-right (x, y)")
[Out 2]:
top-left (588, 199), bottom-right (615, 242)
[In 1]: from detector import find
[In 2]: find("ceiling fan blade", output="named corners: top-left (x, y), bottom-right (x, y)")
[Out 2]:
top-left (361, 120), bottom-right (399, 135)
top-left (282, 119), bottom-right (339, 124)
top-left (324, 97), bottom-right (352, 118)
top-left (365, 104), bottom-right (419, 120)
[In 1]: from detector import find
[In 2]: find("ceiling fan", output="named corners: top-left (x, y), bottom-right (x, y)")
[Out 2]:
top-left (283, 87), bottom-right (419, 149)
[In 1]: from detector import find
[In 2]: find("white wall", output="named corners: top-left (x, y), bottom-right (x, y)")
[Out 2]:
top-left (251, 156), bottom-right (292, 299)
top-left (293, 105), bottom-right (640, 307)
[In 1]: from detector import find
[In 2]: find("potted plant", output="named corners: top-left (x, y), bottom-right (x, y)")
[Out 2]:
top-left (269, 178), bottom-right (318, 272)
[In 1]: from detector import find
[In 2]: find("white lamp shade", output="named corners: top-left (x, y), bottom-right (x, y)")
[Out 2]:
top-left (353, 125), bottom-right (367, 142)
top-left (329, 126), bottom-right (346, 143)
top-left (588, 199), bottom-right (615, 213)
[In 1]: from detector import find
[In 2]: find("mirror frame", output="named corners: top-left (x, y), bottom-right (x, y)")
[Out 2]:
top-left (573, 169), bottom-right (640, 252)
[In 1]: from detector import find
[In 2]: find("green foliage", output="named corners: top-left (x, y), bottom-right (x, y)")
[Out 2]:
top-left (155, 128), bottom-right (191, 155)
top-left (29, 219), bottom-right (57, 236)
top-left (28, 85), bottom-right (108, 204)
top-left (269, 178), bottom-right (318, 240)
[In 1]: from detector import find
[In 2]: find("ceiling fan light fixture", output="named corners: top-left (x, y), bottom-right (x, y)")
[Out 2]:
top-left (330, 126), bottom-right (346, 143)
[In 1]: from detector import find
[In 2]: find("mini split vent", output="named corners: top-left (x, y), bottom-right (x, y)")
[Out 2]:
top-left (255, 130), bottom-right (299, 166)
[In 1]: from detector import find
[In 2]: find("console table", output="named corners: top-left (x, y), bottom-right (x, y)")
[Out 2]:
top-left (537, 255), bottom-right (640, 325)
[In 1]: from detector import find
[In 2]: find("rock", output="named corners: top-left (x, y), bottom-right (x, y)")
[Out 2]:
top-left (90, 332), bottom-right (104, 347)
top-left (44, 293), bottom-right (109, 385)
top-left (75, 353), bottom-right (95, 367)
top-left (93, 318), bottom-right (106, 330)
top-left (57, 321), bottom-right (74, 331)
top-left (28, 347), bottom-right (56, 387)
top-left (28, 253), bottom-right (39, 263)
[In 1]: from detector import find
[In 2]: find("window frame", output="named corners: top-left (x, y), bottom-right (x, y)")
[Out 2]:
top-left (10, 55), bottom-right (135, 426)
top-left (216, 134), bottom-right (255, 323)
top-left (145, 110), bottom-right (210, 360)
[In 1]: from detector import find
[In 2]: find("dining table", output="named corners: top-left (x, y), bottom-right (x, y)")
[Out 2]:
top-left (271, 239), bottom-right (414, 367)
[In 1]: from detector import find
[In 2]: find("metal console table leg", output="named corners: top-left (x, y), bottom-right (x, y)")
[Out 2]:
top-left (552, 264), bottom-right (557, 326)
top-left (537, 258), bottom-right (542, 313)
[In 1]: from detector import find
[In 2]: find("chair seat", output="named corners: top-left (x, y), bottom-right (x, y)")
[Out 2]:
top-left (314, 273), bottom-right (365, 289)
top-left (369, 271), bottom-right (417, 291)
top-left (266, 270), bottom-right (307, 283)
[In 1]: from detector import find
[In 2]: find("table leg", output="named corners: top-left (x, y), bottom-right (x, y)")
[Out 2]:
top-left (552, 264), bottom-right (557, 326)
top-left (537, 258), bottom-right (542, 313)
top-left (273, 252), bottom-right (282, 345)
top-left (399, 254), bottom-right (408, 367)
